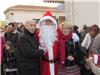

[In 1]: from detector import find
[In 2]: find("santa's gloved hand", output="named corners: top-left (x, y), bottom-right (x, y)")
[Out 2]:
top-left (39, 46), bottom-right (45, 51)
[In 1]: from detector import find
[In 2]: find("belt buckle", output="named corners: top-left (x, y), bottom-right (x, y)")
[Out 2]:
top-left (50, 60), bottom-right (53, 63)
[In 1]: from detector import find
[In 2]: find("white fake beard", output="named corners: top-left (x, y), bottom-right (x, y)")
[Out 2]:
top-left (39, 25), bottom-right (57, 47)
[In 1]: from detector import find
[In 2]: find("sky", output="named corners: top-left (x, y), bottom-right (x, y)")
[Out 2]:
top-left (0, 0), bottom-right (59, 21)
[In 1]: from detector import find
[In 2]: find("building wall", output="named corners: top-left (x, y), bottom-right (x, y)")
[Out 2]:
top-left (13, 11), bottom-right (43, 23)
top-left (73, 1), bottom-right (99, 28)
top-left (5, 10), bottom-right (65, 24)
top-left (5, 11), bottom-right (14, 23)
top-left (6, 1), bottom-right (99, 28)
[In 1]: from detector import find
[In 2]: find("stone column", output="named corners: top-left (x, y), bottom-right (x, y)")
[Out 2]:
top-left (65, 0), bottom-right (74, 24)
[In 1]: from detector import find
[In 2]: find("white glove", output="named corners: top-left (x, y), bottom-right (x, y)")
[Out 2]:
top-left (39, 46), bottom-right (45, 51)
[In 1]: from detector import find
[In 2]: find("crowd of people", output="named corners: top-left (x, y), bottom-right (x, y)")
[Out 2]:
top-left (0, 11), bottom-right (100, 75)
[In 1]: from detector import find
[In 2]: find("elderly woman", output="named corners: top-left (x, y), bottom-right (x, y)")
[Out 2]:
top-left (58, 22), bottom-right (85, 75)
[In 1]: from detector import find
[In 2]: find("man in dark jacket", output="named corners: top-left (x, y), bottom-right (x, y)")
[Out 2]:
top-left (16, 20), bottom-right (44, 75)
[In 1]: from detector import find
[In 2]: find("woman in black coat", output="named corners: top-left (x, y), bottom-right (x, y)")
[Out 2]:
top-left (16, 20), bottom-right (44, 75)
top-left (58, 22), bottom-right (85, 75)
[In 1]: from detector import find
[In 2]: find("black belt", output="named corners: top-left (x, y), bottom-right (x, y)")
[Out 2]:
top-left (43, 58), bottom-right (59, 63)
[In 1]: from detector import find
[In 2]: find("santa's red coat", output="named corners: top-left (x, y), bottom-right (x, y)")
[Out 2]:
top-left (35, 29), bottom-right (59, 75)
top-left (40, 41), bottom-right (59, 75)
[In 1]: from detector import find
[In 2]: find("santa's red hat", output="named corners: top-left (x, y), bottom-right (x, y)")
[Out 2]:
top-left (37, 11), bottom-right (57, 29)
top-left (43, 11), bottom-right (53, 18)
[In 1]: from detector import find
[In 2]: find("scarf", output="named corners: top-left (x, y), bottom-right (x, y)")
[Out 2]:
top-left (59, 30), bottom-right (72, 64)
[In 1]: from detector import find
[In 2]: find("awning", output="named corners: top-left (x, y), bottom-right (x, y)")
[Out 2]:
top-left (43, 0), bottom-right (64, 3)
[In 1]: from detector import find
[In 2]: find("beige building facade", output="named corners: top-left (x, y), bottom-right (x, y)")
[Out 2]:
top-left (4, 1), bottom-right (100, 27)
top-left (43, 0), bottom-right (64, 3)
top-left (4, 5), bottom-right (65, 24)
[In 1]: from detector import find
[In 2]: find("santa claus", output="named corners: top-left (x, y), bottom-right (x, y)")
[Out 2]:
top-left (37, 11), bottom-right (59, 75)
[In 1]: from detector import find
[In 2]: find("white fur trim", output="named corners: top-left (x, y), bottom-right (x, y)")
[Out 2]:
top-left (37, 16), bottom-right (57, 29)
top-left (94, 54), bottom-right (98, 64)
top-left (50, 63), bottom-right (55, 75)
top-left (47, 45), bottom-right (55, 75)
top-left (72, 33), bottom-right (79, 42)
top-left (47, 45), bottom-right (53, 60)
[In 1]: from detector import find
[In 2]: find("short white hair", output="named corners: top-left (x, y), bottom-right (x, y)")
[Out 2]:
top-left (25, 20), bottom-right (36, 26)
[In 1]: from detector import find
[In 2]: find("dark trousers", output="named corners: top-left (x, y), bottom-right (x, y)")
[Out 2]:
top-left (6, 71), bottom-right (17, 75)
top-left (18, 69), bottom-right (40, 75)
top-left (1, 64), bottom-right (4, 75)
top-left (80, 64), bottom-right (95, 75)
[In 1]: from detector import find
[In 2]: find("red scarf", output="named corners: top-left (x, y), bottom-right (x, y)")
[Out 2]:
top-left (59, 31), bottom-right (72, 64)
